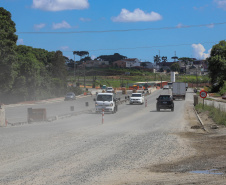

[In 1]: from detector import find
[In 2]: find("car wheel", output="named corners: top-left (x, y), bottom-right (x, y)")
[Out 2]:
top-left (171, 108), bottom-right (174, 112)
top-left (157, 107), bottom-right (160, 111)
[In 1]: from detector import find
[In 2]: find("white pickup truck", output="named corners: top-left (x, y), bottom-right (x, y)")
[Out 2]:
top-left (94, 93), bottom-right (118, 113)
top-left (106, 87), bottom-right (114, 93)
top-left (129, 93), bottom-right (144, 105)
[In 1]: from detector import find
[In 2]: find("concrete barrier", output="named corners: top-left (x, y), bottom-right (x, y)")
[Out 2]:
top-left (0, 104), bottom-right (6, 127)
top-left (27, 108), bottom-right (47, 123)
top-left (194, 95), bottom-right (203, 106)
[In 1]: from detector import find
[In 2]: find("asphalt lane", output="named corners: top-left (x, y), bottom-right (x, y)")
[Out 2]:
top-left (4, 89), bottom-right (148, 124)
top-left (0, 89), bottom-right (196, 185)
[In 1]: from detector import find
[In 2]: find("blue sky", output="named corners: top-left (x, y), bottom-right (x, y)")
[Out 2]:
top-left (2, 0), bottom-right (226, 62)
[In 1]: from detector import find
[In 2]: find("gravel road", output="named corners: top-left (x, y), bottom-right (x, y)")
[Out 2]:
top-left (1, 89), bottom-right (224, 184)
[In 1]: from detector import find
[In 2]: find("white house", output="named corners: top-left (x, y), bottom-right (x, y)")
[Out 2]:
top-left (124, 58), bottom-right (141, 68)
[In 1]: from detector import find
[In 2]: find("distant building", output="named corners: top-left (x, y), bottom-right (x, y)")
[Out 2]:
top-left (112, 60), bottom-right (126, 68)
top-left (184, 59), bottom-right (208, 75)
top-left (156, 62), bottom-right (176, 72)
top-left (124, 58), bottom-right (141, 68)
top-left (140, 62), bottom-right (154, 69)
top-left (84, 60), bottom-right (109, 68)
top-left (113, 58), bottom-right (141, 68)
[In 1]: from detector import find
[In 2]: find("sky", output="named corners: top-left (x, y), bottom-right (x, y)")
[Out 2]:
top-left (1, 0), bottom-right (226, 62)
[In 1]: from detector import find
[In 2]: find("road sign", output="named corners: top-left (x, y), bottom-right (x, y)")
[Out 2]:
top-left (200, 90), bottom-right (207, 99)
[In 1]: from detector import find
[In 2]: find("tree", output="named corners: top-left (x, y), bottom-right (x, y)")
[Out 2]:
top-left (0, 7), bottom-right (18, 101)
top-left (73, 51), bottom-right (89, 61)
top-left (96, 53), bottom-right (127, 65)
top-left (179, 57), bottom-right (194, 74)
top-left (50, 51), bottom-right (67, 96)
top-left (207, 40), bottom-right (226, 92)
top-left (140, 62), bottom-right (147, 68)
top-left (170, 63), bottom-right (180, 72)
top-left (14, 51), bottom-right (42, 100)
top-left (80, 56), bottom-right (91, 62)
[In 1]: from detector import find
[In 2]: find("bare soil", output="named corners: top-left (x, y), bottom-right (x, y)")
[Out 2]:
top-left (146, 102), bottom-right (226, 184)
top-left (112, 101), bottom-right (226, 185)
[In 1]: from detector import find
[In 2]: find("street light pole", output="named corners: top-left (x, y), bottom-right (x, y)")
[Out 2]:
top-left (74, 53), bottom-right (76, 81)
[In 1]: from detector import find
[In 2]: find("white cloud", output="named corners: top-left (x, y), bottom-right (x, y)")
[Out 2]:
top-left (34, 23), bottom-right (46, 30)
top-left (52, 21), bottom-right (71, 29)
top-left (112, 8), bottom-right (162, 22)
top-left (176, 23), bottom-right (184, 28)
top-left (214, 0), bottom-right (226, 10)
top-left (91, 55), bottom-right (96, 60)
top-left (60, 46), bottom-right (69, 51)
top-left (192, 44), bottom-right (210, 60)
top-left (206, 23), bottom-right (214, 28)
top-left (193, 5), bottom-right (208, 11)
top-left (17, 39), bottom-right (24, 45)
top-left (80, 17), bottom-right (91, 22)
top-left (32, 0), bottom-right (89, 11)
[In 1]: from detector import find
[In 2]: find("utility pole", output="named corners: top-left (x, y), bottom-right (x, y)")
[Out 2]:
top-left (73, 53), bottom-right (76, 80)
top-left (84, 64), bottom-right (86, 89)
top-left (196, 68), bottom-right (198, 88)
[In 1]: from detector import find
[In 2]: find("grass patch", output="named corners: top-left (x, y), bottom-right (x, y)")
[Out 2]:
top-left (195, 103), bottom-right (226, 126)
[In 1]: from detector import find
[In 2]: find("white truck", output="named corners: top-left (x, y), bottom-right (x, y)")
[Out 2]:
top-left (94, 93), bottom-right (118, 113)
top-left (106, 87), bottom-right (114, 93)
top-left (172, 82), bottom-right (186, 100)
top-left (129, 93), bottom-right (144, 104)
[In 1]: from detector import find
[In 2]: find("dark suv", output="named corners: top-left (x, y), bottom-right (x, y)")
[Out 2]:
top-left (156, 95), bottom-right (174, 112)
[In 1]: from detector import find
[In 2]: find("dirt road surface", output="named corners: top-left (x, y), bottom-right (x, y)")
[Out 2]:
top-left (1, 90), bottom-right (226, 185)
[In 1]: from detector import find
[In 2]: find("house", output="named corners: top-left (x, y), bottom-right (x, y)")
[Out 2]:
top-left (84, 60), bottom-right (109, 68)
top-left (140, 62), bottom-right (154, 69)
top-left (184, 60), bottom-right (208, 75)
top-left (124, 58), bottom-right (141, 68)
top-left (113, 60), bottom-right (126, 68)
top-left (113, 58), bottom-right (141, 68)
top-left (157, 62), bottom-right (176, 72)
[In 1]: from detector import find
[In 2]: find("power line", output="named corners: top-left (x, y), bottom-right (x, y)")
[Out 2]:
top-left (16, 22), bottom-right (226, 34)
top-left (64, 40), bottom-right (221, 52)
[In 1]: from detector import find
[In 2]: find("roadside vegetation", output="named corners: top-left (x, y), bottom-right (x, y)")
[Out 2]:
top-left (195, 103), bottom-right (226, 126)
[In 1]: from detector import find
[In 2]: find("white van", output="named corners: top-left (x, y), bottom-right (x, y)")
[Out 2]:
top-left (94, 93), bottom-right (118, 113)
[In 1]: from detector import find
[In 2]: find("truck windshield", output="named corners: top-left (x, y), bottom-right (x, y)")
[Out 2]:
top-left (97, 95), bottom-right (112, 101)
top-left (131, 94), bottom-right (141, 97)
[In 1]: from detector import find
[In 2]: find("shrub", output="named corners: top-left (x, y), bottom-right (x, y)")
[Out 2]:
top-left (195, 103), bottom-right (226, 125)
top-left (67, 86), bottom-right (83, 95)
top-left (219, 81), bottom-right (226, 96)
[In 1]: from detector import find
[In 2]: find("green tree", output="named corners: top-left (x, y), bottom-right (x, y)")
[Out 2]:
top-left (80, 56), bottom-right (91, 62)
top-left (207, 40), bottom-right (226, 92)
top-left (0, 7), bottom-right (18, 101)
top-left (140, 62), bottom-right (147, 68)
top-left (73, 51), bottom-right (89, 61)
top-left (170, 63), bottom-right (180, 72)
top-left (96, 53), bottom-right (127, 65)
top-left (179, 57), bottom-right (194, 73)
top-left (50, 51), bottom-right (67, 96)
top-left (14, 46), bottom-right (44, 101)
